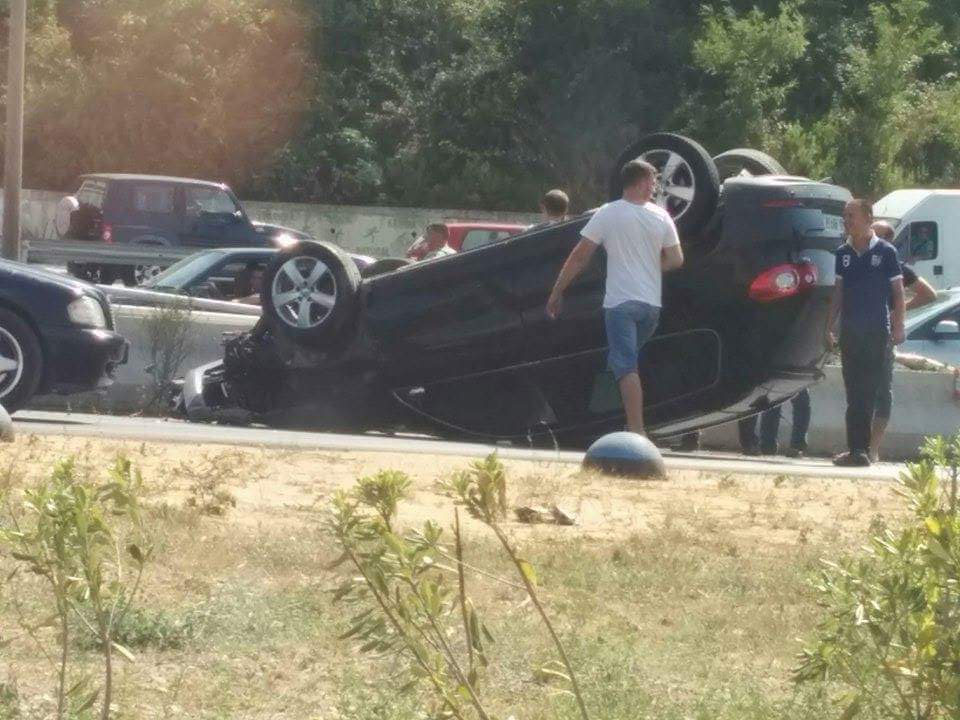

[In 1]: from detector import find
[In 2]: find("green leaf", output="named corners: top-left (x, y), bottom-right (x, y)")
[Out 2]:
top-left (127, 543), bottom-right (144, 563)
top-left (517, 560), bottom-right (537, 587)
top-left (927, 538), bottom-right (952, 563)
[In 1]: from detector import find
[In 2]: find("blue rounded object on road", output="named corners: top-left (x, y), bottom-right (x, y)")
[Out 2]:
top-left (583, 431), bottom-right (665, 479)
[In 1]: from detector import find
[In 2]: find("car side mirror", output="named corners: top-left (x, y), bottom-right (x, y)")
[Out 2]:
top-left (934, 319), bottom-right (959, 338)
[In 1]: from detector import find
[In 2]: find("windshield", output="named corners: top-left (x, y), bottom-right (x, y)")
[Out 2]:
top-left (185, 186), bottom-right (243, 219)
top-left (143, 251), bottom-right (225, 289)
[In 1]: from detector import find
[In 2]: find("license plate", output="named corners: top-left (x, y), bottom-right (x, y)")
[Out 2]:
top-left (824, 215), bottom-right (845, 234)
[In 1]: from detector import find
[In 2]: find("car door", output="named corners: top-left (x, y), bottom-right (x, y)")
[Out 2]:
top-left (906, 301), bottom-right (960, 366)
top-left (181, 185), bottom-right (260, 248)
top-left (506, 219), bottom-right (723, 437)
top-left (364, 242), bottom-right (530, 437)
top-left (118, 182), bottom-right (181, 245)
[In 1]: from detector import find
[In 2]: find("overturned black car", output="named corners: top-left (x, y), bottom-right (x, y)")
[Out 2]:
top-left (181, 133), bottom-right (849, 446)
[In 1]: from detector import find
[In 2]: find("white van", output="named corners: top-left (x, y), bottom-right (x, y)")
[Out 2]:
top-left (873, 189), bottom-right (959, 289)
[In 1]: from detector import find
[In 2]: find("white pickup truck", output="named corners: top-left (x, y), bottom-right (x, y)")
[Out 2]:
top-left (874, 189), bottom-right (960, 289)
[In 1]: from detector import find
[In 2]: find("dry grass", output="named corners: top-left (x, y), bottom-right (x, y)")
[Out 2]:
top-left (0, 434), bottom-right (906, 719)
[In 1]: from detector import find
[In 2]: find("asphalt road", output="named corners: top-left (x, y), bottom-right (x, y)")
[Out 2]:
top-left (13, 410), bottom-right (903, 481)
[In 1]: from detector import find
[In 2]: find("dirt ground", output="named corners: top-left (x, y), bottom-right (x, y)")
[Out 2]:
top-left (0, 433), bottom-right (905, 542)
top-left (0, 433), bottom-right (910, 719)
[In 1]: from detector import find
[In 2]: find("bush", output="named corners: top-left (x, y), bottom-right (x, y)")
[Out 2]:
top-left (795, 434), bottom-right (960, 719)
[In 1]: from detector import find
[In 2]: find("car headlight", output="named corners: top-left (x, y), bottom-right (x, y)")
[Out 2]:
top-left (67, 296), bottom-right (107, 328)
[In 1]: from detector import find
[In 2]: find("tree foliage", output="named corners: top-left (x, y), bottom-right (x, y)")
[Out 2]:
top-left (3, 0), bottom-right (960, 208)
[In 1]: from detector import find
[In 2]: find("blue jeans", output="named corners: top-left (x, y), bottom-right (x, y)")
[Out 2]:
top-left (604, 301), bottom-right (660, 381)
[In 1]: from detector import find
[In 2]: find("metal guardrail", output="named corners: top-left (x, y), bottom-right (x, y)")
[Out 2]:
top-left (98, 285), bottom-right (261, 316)
top-left (24, 239), bottom-right (194, 266)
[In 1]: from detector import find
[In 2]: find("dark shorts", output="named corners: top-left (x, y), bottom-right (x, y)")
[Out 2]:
top-left (604, 301), bottom-right (660, 381)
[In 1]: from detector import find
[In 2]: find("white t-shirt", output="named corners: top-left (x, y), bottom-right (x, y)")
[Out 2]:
top-left (580, 199), bottom-right (680, 308)
top-left (423, 244), bottom-right (456, 261)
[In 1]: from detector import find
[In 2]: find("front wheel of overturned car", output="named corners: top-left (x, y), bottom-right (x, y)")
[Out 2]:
top-left (609, 132), bottom-right (721, 237)
top-left (261, 240), bottom-right (361, 347)
top-left (0, 308), bottom-right (43, 414)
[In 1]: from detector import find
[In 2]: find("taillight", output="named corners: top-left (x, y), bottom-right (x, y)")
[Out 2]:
top-left (101, 223), bottom-right (113, 243)
top-left (749, 262), bottom-right (818, 302)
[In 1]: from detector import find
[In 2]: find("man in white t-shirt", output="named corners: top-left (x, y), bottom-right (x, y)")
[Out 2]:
top-left (546, 159), bottom-right (684, 435)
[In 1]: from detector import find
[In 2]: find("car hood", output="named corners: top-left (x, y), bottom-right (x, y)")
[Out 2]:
top-left (251, 221), bottom-right (312, 241)
top-left (0, 258), bottom-right (99, 298)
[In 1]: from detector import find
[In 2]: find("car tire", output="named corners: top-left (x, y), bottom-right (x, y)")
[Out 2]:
top-left (609, 132), bottom-right (720, 236)
top-left (261, 240), bottom-right (361, 347)
top-left (360, 257), bottom-right (413, 278)
top-left (713, 148), bottom-right (787, 181)
top-left (0, 308), bottom-right (43, 414)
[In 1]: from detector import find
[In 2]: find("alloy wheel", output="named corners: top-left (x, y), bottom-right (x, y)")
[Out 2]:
top-left (640, 149), bottom-right (697, 221)
top-left (270, 256), bottom-right (339, 330)
top-left (0, 327), bottom-right (24, 399)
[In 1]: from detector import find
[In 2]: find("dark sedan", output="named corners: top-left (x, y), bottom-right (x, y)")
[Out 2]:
top-left (0, 261), bottom-right (128, 412)
top-left (181, 134), bottom-right (849, 445)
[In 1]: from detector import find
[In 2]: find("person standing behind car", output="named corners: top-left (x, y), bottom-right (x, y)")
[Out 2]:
top-left (420, 223), bottom-right (456, 261)
top-left (869, 220), bottom-right (938, 461)
top-left (546, 159), bottom-right (684, 435)
top-left (825, 199), bottom-right (906, 467)
top-left (528, 189), bottom-right (570, 231)
top-left (871, 221), bottom-right (937, 311)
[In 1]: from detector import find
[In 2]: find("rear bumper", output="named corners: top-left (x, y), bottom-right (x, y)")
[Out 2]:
top-left (40, 326), bottom-right (129, 394)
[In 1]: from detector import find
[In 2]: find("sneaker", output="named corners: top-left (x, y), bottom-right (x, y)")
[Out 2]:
top-left (785, 447), bottom-right (805, 459)
top-left (832, 452), bottom-right (871, 467)
top-left (742, 445), bottom-right (762, 457)
top-left (760, 445), bottom-right (779, 456)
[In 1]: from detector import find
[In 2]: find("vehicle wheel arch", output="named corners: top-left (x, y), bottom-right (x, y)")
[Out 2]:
top-left (0, 300), bottom-right (48, 399)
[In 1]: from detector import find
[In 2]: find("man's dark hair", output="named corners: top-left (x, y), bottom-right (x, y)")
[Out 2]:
top-left (620, 159), bottom-right (657, 190)
top-left (540, 189), bottom-right (569, 218)
top-left (425, 223), bottom-right (449, 238)
top-left (848, 198), bottom-right (874, 219)
top-left (245, 261), bottom-right (261, 272)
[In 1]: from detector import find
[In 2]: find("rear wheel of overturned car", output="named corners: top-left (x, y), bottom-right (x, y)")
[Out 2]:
top-left (0, 308), bottom-right (43, 414)
top-left (609, 132), bottom-right (721, 236)
top-left (261, 240), bottom-right (361, 346)
top-left (713, 148), bottom-right (787, 181)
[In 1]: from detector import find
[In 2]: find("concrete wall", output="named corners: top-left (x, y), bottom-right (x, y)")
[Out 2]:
top-left (5, 189), bottom-right (538, 258)
top-left (701, 364), bottom-right (960, 460)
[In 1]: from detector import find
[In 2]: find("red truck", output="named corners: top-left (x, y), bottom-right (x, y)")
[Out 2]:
top-left (405, 222), bottom-right (527, 260)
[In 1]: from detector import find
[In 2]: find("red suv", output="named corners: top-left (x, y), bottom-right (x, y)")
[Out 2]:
top-left (406, 222), bottom-right (527, 260)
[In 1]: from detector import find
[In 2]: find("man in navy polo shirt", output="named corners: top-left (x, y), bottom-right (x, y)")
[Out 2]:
top-left (825, 199), bottom-right (906, 467)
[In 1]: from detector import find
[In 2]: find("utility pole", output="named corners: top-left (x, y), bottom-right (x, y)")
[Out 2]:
top-left (3, 0), bottom-right (26, 261)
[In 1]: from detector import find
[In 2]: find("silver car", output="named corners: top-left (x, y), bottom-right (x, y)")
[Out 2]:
top-left (902, 289), bottom-right (960, 367)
